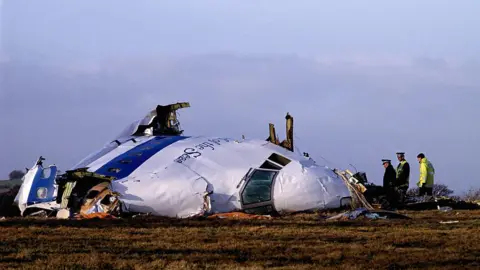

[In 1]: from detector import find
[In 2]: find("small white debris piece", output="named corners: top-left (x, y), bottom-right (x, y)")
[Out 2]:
top-left (439, 220), bottom-right (459, 224)
top-left (56, 209), bottom-right (70, 219)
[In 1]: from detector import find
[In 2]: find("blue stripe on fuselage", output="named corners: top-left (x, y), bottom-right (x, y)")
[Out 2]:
top-left (26, 166), bottom-right (58, 204)
top-left (94, 135), bottom-right (189, 179)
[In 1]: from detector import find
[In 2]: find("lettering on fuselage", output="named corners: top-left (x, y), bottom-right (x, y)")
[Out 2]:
top-left (174, 138), bottom-right (231, 163)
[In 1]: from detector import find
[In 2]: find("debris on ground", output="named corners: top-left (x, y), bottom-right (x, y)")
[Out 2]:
top-left (207, 212), bottom-right (273, 220)
top-left (74, 212), bottom-right (119, 220)
top-left (334, 169), bottom-right (374, 210)
top-left (132, 213), bottom-right (152, 219)
top-left (404, 197), bottom-right (480, 211)
top-left (326, 207), bottom-right (411, 221)
top-left (438, 206), bottom-right (453, 212)
top-left (439, 220), bottom-right (459, 224)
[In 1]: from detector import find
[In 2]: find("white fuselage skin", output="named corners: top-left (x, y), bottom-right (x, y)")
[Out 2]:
top-left (70, 135), bottom-right (351, 218)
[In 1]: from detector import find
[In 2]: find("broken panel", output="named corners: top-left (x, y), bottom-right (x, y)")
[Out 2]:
top-left (56, 168), bottom-right (116, 217)
top-left (80, 182), bottom-right (121, 217)
top-left (14, 157), bottom-right (59, 216)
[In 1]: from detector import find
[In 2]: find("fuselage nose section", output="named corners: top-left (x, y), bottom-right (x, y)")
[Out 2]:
top-left (273, 164), bottom-right (351, 212)
top-left (305, 166), bottom-right (351, 208)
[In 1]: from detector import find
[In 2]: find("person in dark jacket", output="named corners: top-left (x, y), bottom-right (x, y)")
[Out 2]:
top-left (395, 152), bottom-right (410, 205)
top-left (382, 159), bottom-right (397, 209)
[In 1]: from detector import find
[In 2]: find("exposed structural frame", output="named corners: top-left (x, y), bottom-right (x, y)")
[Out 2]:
top-left (267, 113), bottom-right (294, 152)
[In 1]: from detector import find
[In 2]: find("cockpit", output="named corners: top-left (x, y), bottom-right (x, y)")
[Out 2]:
top-left (239, 152), bottom-right (292, 215)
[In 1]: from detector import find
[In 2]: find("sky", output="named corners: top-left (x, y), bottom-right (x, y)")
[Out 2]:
top-left (1, 0), bottom-right (480, 194)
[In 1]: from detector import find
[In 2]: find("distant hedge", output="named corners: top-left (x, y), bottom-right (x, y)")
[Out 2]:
top-left (0, 179), bottom-right (23, 189)
top-left (0, 185), bottom-right (21, 217)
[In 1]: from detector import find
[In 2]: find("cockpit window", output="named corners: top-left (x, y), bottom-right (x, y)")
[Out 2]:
top-left (267, 153), bottom-right (291, 167)
top-left (108, 168), bottom-right (121, 173)
top-left (119, 159), bottom-right (132, 164)
top-left (259, 160), bottom-right (282, 170)
top-left (36, 187), bottom-right (48, 199)
top-left (41, 168), bottom-right (52, 178)
top-left (241, 169), bottom-right (277, 205)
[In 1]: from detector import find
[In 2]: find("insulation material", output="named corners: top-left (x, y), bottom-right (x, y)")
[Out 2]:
top-left (80, 182), bottom-right (121, 216)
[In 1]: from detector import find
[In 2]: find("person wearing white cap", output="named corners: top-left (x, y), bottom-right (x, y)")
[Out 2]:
top-left (382, 159), bottom-right (397, 209)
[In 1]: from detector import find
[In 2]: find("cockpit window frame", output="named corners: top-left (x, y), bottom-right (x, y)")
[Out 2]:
top-left (239, 168), bottom-right (279, 210)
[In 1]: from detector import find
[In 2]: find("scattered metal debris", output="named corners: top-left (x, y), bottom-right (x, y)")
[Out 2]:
top-left (207, 212), bottom-right (273, 220)
top-left (403, 198), bottom-right (480, 211)
top-left (327, 207), bottom-right (410, 221)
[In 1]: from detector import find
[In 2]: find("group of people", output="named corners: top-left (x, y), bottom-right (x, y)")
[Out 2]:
top-left (382, 152), bottom-right (435, 209)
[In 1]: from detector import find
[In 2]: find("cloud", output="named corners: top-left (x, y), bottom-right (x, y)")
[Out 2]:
top-left (0, 54), bottom-right (478, 193)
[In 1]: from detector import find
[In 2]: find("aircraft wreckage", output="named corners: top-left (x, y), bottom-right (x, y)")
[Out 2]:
top-left (14, 102), bottom-right (370, 219)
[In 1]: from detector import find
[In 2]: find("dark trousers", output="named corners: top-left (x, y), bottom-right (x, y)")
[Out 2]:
top-left (386, 187), bottom-right (398, 208)
top-left (398, 187), bottom-right (408, 205)
top-left (419, 186), bottom-right (433, 196)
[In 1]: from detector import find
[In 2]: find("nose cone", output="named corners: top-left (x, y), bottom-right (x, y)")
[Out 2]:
top-left (272, 164), bottom-right (351, 213)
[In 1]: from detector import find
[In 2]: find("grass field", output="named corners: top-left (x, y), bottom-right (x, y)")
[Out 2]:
top-left (0, 210), bottom-right (479, 269)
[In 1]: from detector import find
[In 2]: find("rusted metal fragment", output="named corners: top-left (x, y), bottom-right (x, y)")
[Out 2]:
top-left (55, 168), bottom-right (118, 217)
top-left (80, 182), bottom-right (121, 216)
top-left (207, 212), bottom-right (272, 220)
top-left (75, 212), bottom-right (118, 219)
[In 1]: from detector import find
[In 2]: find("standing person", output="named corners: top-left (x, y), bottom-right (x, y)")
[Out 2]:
top-left (395, 152), bottom-right (410, 205)
top-left (382, 159), bottom-right (397, 209)
top-left (417, 153), bottom-right (435, 197)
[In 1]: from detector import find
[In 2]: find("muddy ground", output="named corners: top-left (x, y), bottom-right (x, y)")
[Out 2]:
top-left (0, 210), bottom-right (479, 269)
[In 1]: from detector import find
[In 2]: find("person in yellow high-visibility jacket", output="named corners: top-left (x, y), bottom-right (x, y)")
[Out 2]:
top-left (416, 153), bottom-right (435, 196)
